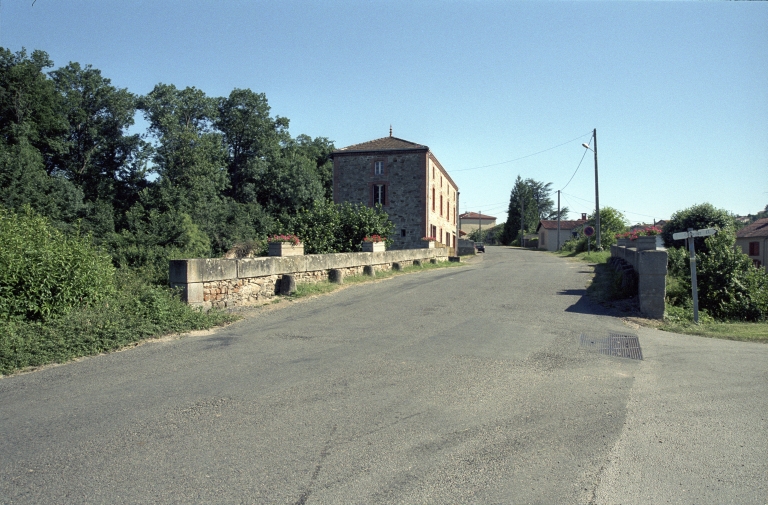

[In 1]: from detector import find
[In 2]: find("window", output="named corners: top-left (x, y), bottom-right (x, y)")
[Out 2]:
top-left (401, 229), bottom-right (406, 237)
top-left (440, 195), bottom-right (443, 216)
top-left (373, 184), bottom-right (386, 205)
top-left (440, 176), bottom-right (443, 188)
top-left (374, 160), bottom-right (384, 175)
top-left (432, 167), bottom-right (435, 179)
top-left (754, 259), bottom-right (762, 268)
top-left (432, 187), bottom-right (435, 211)
top-left (749, 241), bottom-right (760, 256)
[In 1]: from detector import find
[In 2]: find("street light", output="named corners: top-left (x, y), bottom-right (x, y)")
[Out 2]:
top-left (582, 129), bottom-right (601, 250)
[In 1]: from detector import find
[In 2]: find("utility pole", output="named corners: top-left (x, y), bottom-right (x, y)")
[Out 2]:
top-left (582, 129), bottom-right (601, 250)
top-left (478, 211), bottom-right (482, 242)
top-left (557, 190), bottom-right (561, 250)
top-left (520, 198), bottom-right (525, 247)
top-left (592, 129), bottom-right (601, 250)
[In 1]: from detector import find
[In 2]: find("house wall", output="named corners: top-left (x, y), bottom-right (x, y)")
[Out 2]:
top-left (735, 237), bottom-right (768, 273)
top-left (538, 228), bottom-right (577, 251)
top-left (459, 219), bottom-right (496, 235)
top-left (427, 155), bottom-right (458, 249)
top-left (333, 149), bottom-right (427, 249)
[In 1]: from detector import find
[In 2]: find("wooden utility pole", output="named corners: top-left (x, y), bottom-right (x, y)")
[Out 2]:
top-left (557, 190), bottom-right (561, 250)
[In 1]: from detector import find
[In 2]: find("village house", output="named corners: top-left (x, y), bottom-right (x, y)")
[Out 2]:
top-left (459, 212), bottom-right (497, 237)
top-left (736, 217), bottom-right (768, 273)
top-left (331, 131), bottom-right (459, 251)
top-left (536, 215), bottom-right (587, 251)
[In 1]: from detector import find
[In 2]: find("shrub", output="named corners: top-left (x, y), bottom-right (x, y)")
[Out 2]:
top-left (666, 229), bottom-right (768, 321)
top-left (0, 205), bottom-right (116, 321)
top-left (662, 203), bottom-right (736, 253)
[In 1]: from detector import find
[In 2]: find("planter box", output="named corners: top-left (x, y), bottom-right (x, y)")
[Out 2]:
top-left (361, 241), bottom-right (385, 252)
top-left (632, 235), bottom-right (663, 251)
top-left (616, 238), bottom-right (630, 247)
top-left (268, 242), bottom-right (304, 257)
top-left (422, 241), bottom-right (436, 249)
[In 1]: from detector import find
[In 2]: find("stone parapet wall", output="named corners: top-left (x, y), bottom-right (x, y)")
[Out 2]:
top-left (170, 248), bottom-right (448, 309)
top-left (610, 243), bottom-right (668, 319)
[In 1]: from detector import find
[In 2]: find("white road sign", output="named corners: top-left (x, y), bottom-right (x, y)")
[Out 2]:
top-left (672, 228), bottom-right (718, 240)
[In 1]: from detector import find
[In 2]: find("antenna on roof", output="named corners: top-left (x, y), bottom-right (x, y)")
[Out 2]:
top-left (389, 125), bottom-right (392, 137)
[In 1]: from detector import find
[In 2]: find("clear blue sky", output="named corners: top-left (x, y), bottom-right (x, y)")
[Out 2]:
top-left (3, 0), bottom-right (766, 224)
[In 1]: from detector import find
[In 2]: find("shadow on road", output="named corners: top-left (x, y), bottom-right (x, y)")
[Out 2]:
top-left (558, 288), bottom-right (620, 316)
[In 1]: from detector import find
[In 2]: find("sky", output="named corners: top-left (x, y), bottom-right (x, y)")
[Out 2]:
top-left (2, 0), bottom-right (766, 225)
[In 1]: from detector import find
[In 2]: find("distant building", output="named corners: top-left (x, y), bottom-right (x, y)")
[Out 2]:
top-left (736, 217), bottom-right (768, 272)
top-left (536, 218), bottom-right (587, 251)
top-left (331, 133), bottom-right (458, 250)
top-left (459, 212), bottom-right (497, 236)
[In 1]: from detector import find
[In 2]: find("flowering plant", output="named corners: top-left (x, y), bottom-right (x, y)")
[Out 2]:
top-left (616, 226), bottom-right (662, 241)
top-left (267, 234), bottom-right (301, 245)
top-left (363, 235), bottom-right (385, 243)
top-left (421, 236), bottom-right (436, 242)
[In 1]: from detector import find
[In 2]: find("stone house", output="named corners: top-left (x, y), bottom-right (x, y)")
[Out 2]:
top-left (736, 217), bottom-right (768, 272)
top-left (331, 133), bottom-right (459, 251)
top-left (536, 218), bottom-right (587, 251)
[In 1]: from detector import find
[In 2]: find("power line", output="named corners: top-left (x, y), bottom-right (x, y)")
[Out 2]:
top-left (560, 145), bottom-right (589, 191)
top-left (453, 132), bottom-right (592, 173)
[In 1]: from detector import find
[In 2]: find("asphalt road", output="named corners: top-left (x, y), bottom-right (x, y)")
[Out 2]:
top-left (1, 246), bottom-right (766, 504)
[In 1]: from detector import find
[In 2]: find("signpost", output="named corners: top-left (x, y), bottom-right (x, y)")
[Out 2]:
top-left (584, 226), bottom-right (595, 253)
top-left (672, 228), bottom-right (718, 324)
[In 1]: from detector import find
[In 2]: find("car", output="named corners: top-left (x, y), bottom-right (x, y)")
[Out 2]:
top-left (475, 242), bottom-right (485, 253)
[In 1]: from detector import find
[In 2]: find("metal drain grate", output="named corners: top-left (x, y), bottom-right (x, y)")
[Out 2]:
top-left (580, 332), bottom-right (643, 360)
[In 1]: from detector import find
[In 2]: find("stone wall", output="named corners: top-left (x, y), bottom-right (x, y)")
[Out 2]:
top-left (610, 240), bottom-right (668, 319)
top-left (170, 248), bottom-right (449, 309)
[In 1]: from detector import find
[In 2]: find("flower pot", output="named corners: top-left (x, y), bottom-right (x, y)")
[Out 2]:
top-left (423, 241), bottom-right (435, 249)
top-left (633, 235), bottom-right (662, 251)
top-left (616, 238), bottom-right (629, 247)
top-left (268, 242), bottom-right (304, 257)
top-left (362, 241), bottom-right (385, 252)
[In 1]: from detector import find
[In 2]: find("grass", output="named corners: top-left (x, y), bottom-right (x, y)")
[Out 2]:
top-left (289, 259), bottom-right (464, 300)
top-left (551, 248), bottom-right (768, 343)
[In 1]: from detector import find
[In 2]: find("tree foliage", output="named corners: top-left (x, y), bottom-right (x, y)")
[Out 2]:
top-left (662, 203), bottom-right (737, 254)
top-left (501, 176), bottom-right (568, 245)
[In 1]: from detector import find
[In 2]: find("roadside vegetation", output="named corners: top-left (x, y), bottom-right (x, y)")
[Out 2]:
top-left (0, 48), bottom-right (396, 375)
top-left (550, 203), bottom-right (767, 343)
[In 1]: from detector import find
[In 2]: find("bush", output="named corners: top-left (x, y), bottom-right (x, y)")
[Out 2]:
top-left (666, 229), bottom-right (768, 321)
top-left (0, 205), bottom-right (116, 321)
top-left (0, 271), bottom-right (235, 375)
top-left (662, 203), bottom-right (736, 253)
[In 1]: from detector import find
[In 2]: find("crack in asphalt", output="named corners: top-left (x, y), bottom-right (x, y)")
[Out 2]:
top-left (294, 424), bottom-right (337, 505)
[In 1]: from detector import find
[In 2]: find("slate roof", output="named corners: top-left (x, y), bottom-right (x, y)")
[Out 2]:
top-left (536, 219), bottom-right (587, 231)
top-left (460, 212), bottom-right (497, 220)
top-left (334, 136), bottom-right (428, 153)
top-left (736, 217), bottom-right (768, 239)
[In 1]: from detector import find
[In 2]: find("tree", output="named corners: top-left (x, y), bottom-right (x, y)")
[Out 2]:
top-left (589, 207), bottom-right (627, 248)
top-left (139, 84), bottom-right (228, 240)
top-left (661, 203), bottom-right (736, 254)
top-left (501, 176), bottom-right (566, 245)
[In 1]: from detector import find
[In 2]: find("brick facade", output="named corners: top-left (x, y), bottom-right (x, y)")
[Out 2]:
top-left (332, 136), bottom-right (458, 250)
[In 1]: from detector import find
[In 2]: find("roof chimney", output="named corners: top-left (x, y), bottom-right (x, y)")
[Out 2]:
top-left (389, 125), bottom-right (392, 137)
top-left (582, 213), bottom-right (587, 220)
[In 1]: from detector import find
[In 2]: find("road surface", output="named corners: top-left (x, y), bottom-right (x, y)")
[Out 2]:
top-left (1, 246), bottom-right (766, 504)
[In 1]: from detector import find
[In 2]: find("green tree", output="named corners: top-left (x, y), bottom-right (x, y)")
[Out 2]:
top-left (501, 176), bottom-right (565, 244)
top-left (662, 203), bottom-right (736, 253)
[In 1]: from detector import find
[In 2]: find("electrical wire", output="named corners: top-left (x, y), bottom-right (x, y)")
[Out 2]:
top-left (560, 146), bottom-right (589, 191)
top-left (453, 132), bottom-right (592, 173)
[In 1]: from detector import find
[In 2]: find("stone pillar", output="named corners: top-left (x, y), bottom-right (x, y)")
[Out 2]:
top-left (279, 274), bottom-right (296, 295)
top-left (329, 269), bottom-right (344, 284)
top-left (637, 250), bottom-right (668, 319)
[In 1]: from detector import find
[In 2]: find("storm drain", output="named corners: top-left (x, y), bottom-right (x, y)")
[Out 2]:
top-left (579, 332), bottom-right (643, 360)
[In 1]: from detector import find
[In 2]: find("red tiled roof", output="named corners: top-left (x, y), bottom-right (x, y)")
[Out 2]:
top-left (334, 136), bottom-right (428, 153)
top-left (537, 219), bottom-right (586, 231)
top-left (736, 217), bottom-right (768, 239)
top-left (460, 212), bottom-right (496, 220)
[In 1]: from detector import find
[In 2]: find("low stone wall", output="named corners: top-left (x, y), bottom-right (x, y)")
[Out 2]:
top-left (170, 247), bottom-right (450, 309)
top-left (457, 239), bottom-right (476, 256)
top-left (610, 241), bottom-right (668, 319)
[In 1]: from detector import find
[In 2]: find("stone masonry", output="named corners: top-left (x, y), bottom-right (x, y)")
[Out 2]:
top-left (170, 248), bottom-right (449, 310)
